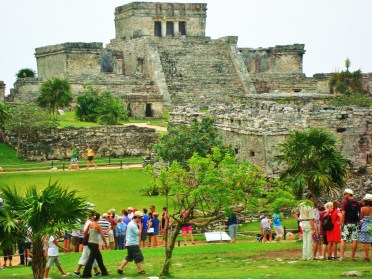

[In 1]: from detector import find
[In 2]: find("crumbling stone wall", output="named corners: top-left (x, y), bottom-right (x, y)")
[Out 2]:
top-left (5, 125), bottom-right (158, 161)
top-left (0, 81), bottom-right (5, 102)
top-left (170, 99), bottom-right (372, 175)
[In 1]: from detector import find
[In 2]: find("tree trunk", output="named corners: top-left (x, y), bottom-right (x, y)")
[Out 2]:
top-left (160, 222), bottom-right (181, 276)
top-left (32, 237), bottom-right (46, 279)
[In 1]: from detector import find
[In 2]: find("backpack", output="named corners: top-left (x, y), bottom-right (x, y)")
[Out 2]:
top-left (345, 199), bottom-right (360, 222)
top-left (322, 213), bottom-right (334, 231)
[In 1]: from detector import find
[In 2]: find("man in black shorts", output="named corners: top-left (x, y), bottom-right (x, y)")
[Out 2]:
top-left (117, 211), bottom-right (146, 275)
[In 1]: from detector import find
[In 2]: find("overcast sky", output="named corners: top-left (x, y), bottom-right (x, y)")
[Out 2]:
top-left (1, 0), bottom-right (371, 95)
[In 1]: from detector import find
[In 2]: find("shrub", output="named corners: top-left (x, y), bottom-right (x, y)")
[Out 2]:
top-left (16, 68), bottom-right (36, 79)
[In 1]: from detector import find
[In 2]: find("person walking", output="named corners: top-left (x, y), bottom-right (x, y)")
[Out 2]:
top-left (44, 233), bottom-right (70, 279)
top-left (340, 189), bottom-right (360, 261)
top-left (272, 209), bottom-right (284, 242)
top-left (117, 211), bottom-right (146, 275)
top-left (181, 210), bottom-right (195, 246)
top-left (226, 212), bottom-right (238, 243)
top-left (86, 145), bottom-right (97, 170)
top-left (69, 144), bottom-right (79, 170)
top-left (81, 213), bottom-right (109, 278)
top-left (293, 194), bottom-right (316, 260)
top-left (359, 193), bottom-right (372, 261)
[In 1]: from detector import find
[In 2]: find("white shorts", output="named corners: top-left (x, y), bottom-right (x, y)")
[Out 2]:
top-left (99, 236), bottom-right (109, 246)
top-left (108, 230), bottom-right (115, 242)
top-left (78, 246), bottom-right (98, 267)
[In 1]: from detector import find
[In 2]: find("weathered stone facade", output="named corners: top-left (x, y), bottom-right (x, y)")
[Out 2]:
top-left (114, 2), bottom-right (207, 40)
top-left (170, 99), bottom-right (372, 175)
top-left (7, 1), bottom-right (348, 115)
top-left (5, 125), bottom-right (158, 161)
top-left (0, 81), bottom-right (5, 102)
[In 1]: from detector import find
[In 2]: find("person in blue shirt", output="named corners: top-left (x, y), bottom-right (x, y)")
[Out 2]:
top-left (148, 212), bottom-right (160, 247)
top-left (117, 211), bottom-right (146, 275)
top-left (226, 213), bottom-right (238, 243)
top-left (272, 209), bottom-right (284, 242)
top-left (140, 208), bottom-right (149, 248)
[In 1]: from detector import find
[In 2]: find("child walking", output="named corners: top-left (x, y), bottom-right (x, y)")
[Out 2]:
top-left (44, 234), bottom-right (70, 279)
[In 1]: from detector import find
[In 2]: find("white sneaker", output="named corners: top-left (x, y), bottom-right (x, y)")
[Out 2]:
top-left (62, 272), bottom-right (70, 277)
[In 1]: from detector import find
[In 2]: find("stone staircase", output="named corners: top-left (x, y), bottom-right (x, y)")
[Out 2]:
top-left (157, 39), bottom-right (246, 107)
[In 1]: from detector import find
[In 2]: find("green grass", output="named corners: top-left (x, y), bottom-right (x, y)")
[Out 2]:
top-left (0, 241), bottom-right (370, 278)
top-left (0, 143), bottom-right (142, 171)
top-left (0, 169), bottom-right (164, 213)
top-left (57, 111), bottom-right (168, 128)
top-left (57, 111), bottom-right (99, 127)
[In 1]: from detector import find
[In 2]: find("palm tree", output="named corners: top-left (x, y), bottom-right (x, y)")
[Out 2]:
top-left (0, 181), bottom-right (89, 279)
top-left (37, 77), bottom-right (73, 116)
top-left (275, 128), bottom-right (347, 198)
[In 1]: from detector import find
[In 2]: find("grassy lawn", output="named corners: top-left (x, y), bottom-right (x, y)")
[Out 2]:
top-left (0, 169), bottom-right (164, 213)
top-left (0, 143), bottom-right (142, 171)
top-left (0, 241), bottom-right (370, 278)
top-left (57, 111), bottom-right (168, 128)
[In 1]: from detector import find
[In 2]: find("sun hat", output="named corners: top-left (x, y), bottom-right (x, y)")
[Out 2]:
top-left (102, 213), bottom-right (108, 218)
top-left (363, 193), bottom-right (372, 201)
top-left (128, 207), bottom-right (133, 211)
top-left (343, 189), bottom-right (354, 195)
top-left (134, 211), bottom-right (143, 218)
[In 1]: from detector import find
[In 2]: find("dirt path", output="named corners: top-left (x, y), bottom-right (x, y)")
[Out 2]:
top-left (124, 123), bottom-right (167, 132)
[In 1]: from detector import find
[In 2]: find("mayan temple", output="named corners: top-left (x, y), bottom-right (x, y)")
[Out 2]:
top-left (3, 2), bottom-right (372, 174)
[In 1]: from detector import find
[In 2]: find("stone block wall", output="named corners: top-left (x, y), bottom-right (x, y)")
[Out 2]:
top-left (170, 101), bottom-right (372, 175)
top-left (239, 44), bottom-right (305, 74)
top-left (0, 81), bottom-right (5, 102)
top-left (114, 2), bottom-right (207, 40)
top-left (35, 43), bottom-right (103, 79)
top-left (5, 125), bottom-right (158, 161)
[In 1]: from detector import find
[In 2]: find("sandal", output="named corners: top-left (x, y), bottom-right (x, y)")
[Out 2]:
top-left (138, 270), bottom-right (146, 275)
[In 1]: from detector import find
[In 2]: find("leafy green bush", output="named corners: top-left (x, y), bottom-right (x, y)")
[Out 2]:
top-left (331, 92), bottom-right (372, 107)
top-left (75, 86), bottom-right (128, 124)
top-left (16, 68), bottom-right (36, 78)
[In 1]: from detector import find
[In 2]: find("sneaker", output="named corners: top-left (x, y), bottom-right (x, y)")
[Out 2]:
top-left (117, 269), bottom-right (123, 275)
top-left (137, 270), bottom-right (146, 275)
top-left (94, 272), bottom-right (102, 277)
top-left (63, 272), bottom-right (70, 277)
top-left (74, 271), bottom-right (81, 277)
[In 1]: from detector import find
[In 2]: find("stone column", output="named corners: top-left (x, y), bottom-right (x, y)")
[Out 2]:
top-left (161, 21), bottom-right (166, 37)
top-left (174, 20), bottom-right (179, 36)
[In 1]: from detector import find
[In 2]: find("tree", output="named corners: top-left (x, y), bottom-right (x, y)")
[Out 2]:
top-left (146, 148), bottom-right (266, 276)
top-left (16, 68), bottom-right (36, 79)
top-left (76, 85), bottom-right (101, 122)
top-left (0, 182), bottom-right (89, 279)
top-left (0, 102), bottom-right (11, 140)
top-left (75, 87), bottom-right (128, 124)
top-left (154, 117), bottom-right (233, 167)
top-left (37, 77), bottom-right (73, 115)
top-left (274, 128), bottom-right (347, 198)
top-left (95, 91), bottom-right (128, 125)
top-left (4, 105), bottom-right (57, 156)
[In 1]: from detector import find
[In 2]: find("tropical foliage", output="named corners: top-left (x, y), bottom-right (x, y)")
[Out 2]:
top-left (146, 147), bottom-right (266, 275)
top-left (153, 117), bottom-right (233, 167)
top-left (329, 58), bottom-right (371, 107)
top-left (4, 105), bottom-right (57, 156)
top-left (37, 77), bottom-right (73, 115)
top-left (275, 128), bottom-right (347, 198)
top-left (76, 86), bottom-right (128, 124)
top-left (0, 182), bottom-right (89, 279)
top-left (0, 102), bottom-right (11, 139)
top-left (16, 68), bottom-right (36, 79)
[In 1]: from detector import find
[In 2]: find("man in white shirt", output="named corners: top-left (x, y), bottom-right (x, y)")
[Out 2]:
top-left (293, 194), bottom-right (317, 260)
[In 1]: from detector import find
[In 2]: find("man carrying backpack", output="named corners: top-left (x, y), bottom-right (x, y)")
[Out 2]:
top-left (340, 188), bottom-right (360, 261)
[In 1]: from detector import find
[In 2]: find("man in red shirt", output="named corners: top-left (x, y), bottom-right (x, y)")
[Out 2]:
top-left (106, 212), bottom-right (118, 250)
top-left (340, 188), bottom-right (360, 261)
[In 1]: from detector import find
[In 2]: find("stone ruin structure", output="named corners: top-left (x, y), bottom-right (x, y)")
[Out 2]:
top-left (0, 81), bottom-right (5, 102)
top-left (7, 1), bottom-right (347, 117)
top-left (2, 2), bottom-right (372, 169)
